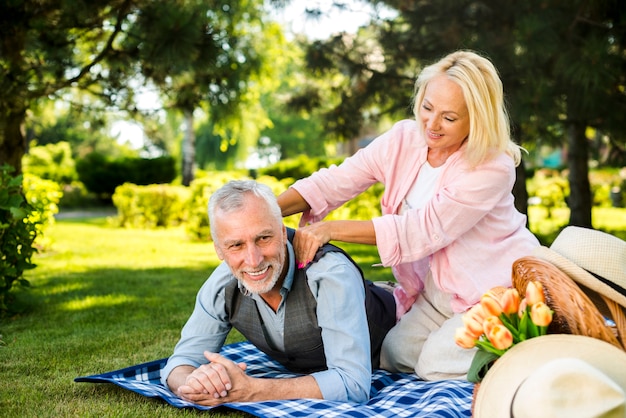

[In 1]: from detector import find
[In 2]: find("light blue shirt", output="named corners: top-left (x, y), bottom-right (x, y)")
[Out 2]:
top-left (161, 242), bottom-right (372, 403)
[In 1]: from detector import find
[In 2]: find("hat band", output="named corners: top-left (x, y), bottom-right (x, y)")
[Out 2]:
top-left (587, 269), bottom-right (626, 298)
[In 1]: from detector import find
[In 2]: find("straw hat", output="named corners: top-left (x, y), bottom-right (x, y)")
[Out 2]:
top-left (532, 226), bottom-right (626, 347)
top-left (474, 334), bottom-right (626, 418)
top-left (533, 226), bottom-right (626, 308)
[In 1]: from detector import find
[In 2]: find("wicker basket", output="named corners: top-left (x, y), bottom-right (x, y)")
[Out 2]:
top-left (511, 256), bottom-right (622, 349)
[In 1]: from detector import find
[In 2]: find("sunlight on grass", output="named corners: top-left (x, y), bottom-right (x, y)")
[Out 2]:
top-left (2, 208), bottom-right (624, 418)
top-left (60, 294), bottom-right (138, 311)
top-left (42, 281), bottom-right (88, 295)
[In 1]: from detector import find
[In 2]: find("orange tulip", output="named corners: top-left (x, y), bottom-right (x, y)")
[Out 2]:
top-left (462, 311), bottom-right (485, 338)
top-left (468, 303), bottom-right (487, 321)
top-left (518, 298), bottom-right (528, 319)
top-left (455, 327), bottom-right (477, 349)
top-left (525, 281), bottom-right (545, 306)
top-left (501, 288), bottom-right (520, 315)
top-left (480, 294), bottom-right (503, 317)
top-left (482, 316), bottom-right (503, 337)
top-left (530, 301), bottom-right (553, 327)
top-left (487, 324), bottom-right (513, 350)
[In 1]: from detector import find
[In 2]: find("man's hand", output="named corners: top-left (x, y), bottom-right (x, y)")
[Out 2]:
top-left (177, 351), bottom-right (247, 405)
top-left (171, 352), bottom-right (323, 406)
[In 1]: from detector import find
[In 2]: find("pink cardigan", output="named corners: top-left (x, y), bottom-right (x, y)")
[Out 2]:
top-left (292, 120), bottom-right (539, 317)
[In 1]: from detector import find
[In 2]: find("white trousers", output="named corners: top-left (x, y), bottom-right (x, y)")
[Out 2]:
top-left (379, 272), bottom-right (476, 380)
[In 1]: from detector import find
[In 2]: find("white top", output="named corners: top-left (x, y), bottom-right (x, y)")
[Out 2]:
top-left (400, 161), bottom-right (443, 214)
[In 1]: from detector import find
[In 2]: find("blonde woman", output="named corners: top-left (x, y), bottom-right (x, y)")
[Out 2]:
top-left (277, 50), bottom-right (539, 380)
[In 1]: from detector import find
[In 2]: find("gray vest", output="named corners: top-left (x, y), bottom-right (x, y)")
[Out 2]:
top-left (224, 228), bottom-right (395, 373)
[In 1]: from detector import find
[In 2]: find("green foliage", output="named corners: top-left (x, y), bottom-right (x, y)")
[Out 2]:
top-left (184, 171), bottom-right (252, 241)
top-left (183, 172), bottom-right (298, 242)
top-left (527, 167), bottom-right (626, 213)
top-left (112, 183), bottom-right (191, 228)
top-left (325, 183), bottom-right (384, 222)
top-left (22, 174), bottom-right (63, 250)
top-left (258, 154), bottom-right (344, 181)
top-left (526, 169), bottom-right (570, 219)
top-left (0, 165), bottom-right (38, 314)
top-left (22, 141), bottom-right (78, 184)
top-left (76, 153), bottom-right (176, 197)
top-left (590, 169), bottom-right (626, 208)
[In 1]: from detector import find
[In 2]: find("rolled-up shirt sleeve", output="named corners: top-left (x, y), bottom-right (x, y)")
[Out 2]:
top-left (306, 251), bottom-right (372, 403)
top-left (160, 263), bottom-right (233, 387)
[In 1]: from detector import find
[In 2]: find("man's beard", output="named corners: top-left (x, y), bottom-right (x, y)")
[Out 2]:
top-left (237, 260), bottom-right (282, 295)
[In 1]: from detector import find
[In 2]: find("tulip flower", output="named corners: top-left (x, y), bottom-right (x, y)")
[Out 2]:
top-left (455, 327), bottom-right (477, 349)
top-left (500, 288), bottom-right (520, 315)
top-left (482, 316), bottom-right (502, 337)
top-left (517, 298), bottom-right (528, 319)
top-left (487, 324), bottom-right (513, 350)
top-left (462, 311), bottom-right (485, 338)
top-left (525, 281), bottom-right (545, 306)
top-left (467, 303), bottom-right (487, 322)
top-left (530, 301), bottom-right (553, 327)
top-left (480, 293), bottom-right (503, 317)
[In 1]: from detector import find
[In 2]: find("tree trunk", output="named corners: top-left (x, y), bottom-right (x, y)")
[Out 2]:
top-left (0, 105), bottom-right (27, 174)
top-left (513, 159), bottom-right (529, 215)
top-left (181, 109), bottom-right (196, 187)
top-left (565, 121), bottom-right (592, 227)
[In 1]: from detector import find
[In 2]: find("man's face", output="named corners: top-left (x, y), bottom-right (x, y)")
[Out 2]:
top-left (213, 194), bottom-right (287, 295)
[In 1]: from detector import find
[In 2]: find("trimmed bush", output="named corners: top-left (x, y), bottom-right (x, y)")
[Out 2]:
top-left (112, 183), bottom-right (190, 228)
top-left (184, 172), bottom-right (251, 241)
top-left (257, 155), bottom-right (344, 181)
top-left (77, 153), bottom-right (176, 198)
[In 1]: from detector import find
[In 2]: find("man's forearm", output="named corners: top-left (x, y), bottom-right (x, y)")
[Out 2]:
top-left (241, 375), bottom-right (323, 402)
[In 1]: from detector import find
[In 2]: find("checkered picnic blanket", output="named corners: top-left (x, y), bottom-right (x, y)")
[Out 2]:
top-left (75, 341), bottom-right (473, 417)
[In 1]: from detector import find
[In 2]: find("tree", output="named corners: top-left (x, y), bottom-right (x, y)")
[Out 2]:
top-left (295, 0), bottom-right (626, 226)
top-left (119, 0), bottom-right (283, 185)
top-left (0, 0), bottom-right (285, 184)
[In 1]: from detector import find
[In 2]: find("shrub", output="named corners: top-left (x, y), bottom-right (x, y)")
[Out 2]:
top-left (77, 153), bottom-right (176, 198)
top-left (112, 183), bottom-right (190, 228)
top-left (184, 171), bottom-right (250, 241)
top-left (526, 169), bottom-right (569, 218)
top-left (22, 174), bottom-right (63, 250)
top-left (22, 141), bottom-right (78, 184)
top-left (258, 155), bottom-right (344, 181)
top-left (0, 165), bottom-right (39, 314)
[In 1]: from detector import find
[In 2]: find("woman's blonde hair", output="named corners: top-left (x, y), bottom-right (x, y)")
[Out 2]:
top-left (412, 50), bottom-right (522, 167)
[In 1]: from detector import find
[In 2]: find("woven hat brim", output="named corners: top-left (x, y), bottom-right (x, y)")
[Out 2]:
top-left (473, 335), bottom-right (626, 418)
top-left (533, 246), bottom-right (626, 310)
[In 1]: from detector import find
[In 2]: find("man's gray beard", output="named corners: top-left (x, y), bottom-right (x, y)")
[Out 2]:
top-left (239, 265), bottom-right (281, 296)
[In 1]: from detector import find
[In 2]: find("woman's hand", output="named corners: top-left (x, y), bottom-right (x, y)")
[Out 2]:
top-left (293, 223), bottom-right (332, 268)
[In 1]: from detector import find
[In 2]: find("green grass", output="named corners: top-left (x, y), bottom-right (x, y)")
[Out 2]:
top-left (0, 215), bottom-right (395, 418)
top-left (0, 218), bottom-right (253, 417)
top-left (2, 207), bottom-right (624, 417)
top-left (528, 206), bottom-right (626, 244)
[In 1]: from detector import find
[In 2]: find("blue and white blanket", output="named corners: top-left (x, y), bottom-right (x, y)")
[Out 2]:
top-left (75, 341), bottom-right (473, 417)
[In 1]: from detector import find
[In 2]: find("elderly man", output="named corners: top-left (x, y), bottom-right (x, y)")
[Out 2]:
top-left (161, 180), bottom-right (396, 405)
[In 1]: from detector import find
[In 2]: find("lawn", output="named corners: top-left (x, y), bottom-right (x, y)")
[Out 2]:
top-left (0, 214), bottom-right (392, 418)
top-left (1, 206), bottom-right (624, 417)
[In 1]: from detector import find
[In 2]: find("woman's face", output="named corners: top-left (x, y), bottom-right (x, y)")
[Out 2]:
top-left (419, 75), bottom-right (470, 157)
